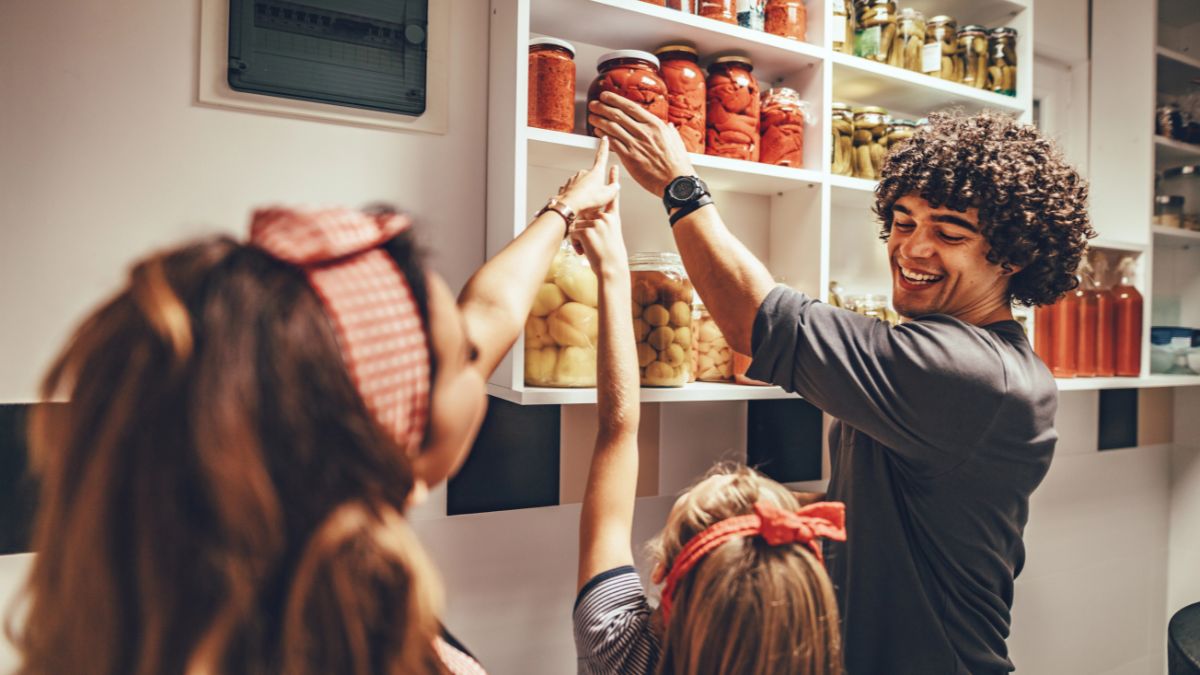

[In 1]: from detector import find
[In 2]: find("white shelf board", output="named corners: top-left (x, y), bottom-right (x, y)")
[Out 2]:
top-left (527, 128), bottom-right (823, 195)
top-left (902, 0), bottom-right (1027, 26)
top-left (830, 52), bottom-right (1026, 118)
top-left (829, 175), bottom-right (878, 208)
top-left (488, 381), bottom-right (799, 405)
top-left (1153, 225), bottom-right (1200, 247)
top-left (1090, 237), bottom-right (1149, 253)
top-left (1154, 136), bottom-right (1200, 168)
top-left (1056, 374), bottom-right (1200, 391)
top-left (1156, 46), bottom-right (1200, 96)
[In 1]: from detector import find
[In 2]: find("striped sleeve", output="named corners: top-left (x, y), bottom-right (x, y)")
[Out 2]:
top-left (573, 566), bottom-right (660, 675)
top-left (434, 636), bottom-right (488, 675)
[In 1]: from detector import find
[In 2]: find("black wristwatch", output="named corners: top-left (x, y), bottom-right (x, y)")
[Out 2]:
top-left (662, 175), bottom-right (713, 226)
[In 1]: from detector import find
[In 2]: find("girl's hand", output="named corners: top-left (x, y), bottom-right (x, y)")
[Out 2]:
top-left (570, 166), bottom-right (627, 278)
top-left (557, 137), bottom-right (621, 216)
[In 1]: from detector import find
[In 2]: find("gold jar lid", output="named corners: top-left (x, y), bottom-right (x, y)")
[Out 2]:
top-left (856, 105), bottom-right (889, 115)
top-left (710, 54), bottom-right (754, 70)
top-left (654, 44), bottom-right (698, 58)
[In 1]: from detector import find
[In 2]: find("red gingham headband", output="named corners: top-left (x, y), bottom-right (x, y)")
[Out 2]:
top-left (249, 207), bottom-right (431, 452)
top-left (658, 500), bottom-right (846, 622)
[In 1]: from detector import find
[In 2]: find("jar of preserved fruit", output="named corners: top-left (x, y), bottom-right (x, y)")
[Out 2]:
top-left (694, 304), bottom-right (734, 382)
top-left (854, 0), bottom-right (896, 63)
top-left (525, 241), bottom-right (600, 387)
top-left (631, 253), bottom-right (695, 386)
top-left (831, 102), bottom-right (854, 176)
top-left (958, 25), bottom-right (988, 88)
top-left (831, 0), bottom-right (854, 54)
top-left (988, 27), bottom-right (1018, 96)
top-left (587, 51), bottom-right (669, 136)
top-left (655, 44), bottom-right (706, 154)
top-left (852, 106), bottom-right (889, 180)
top-left (887, 118), bottom-right (916, 148)
top-left (759, 87), bottom-right (811, 167)
top-left (667, 0), bottom-right (698, 10)
top-left (924, 16), bottom-right (959, 80)
top-left (889, 8), bottom-right (924, 71)
top-left (764, 0), bottom-right (806, 41)
top-left (699, 0), bottom-right (737, 23)
top-left (706, 55), bottom-right (761, 161)
top-left (528, 38), bottom-right (576, 133)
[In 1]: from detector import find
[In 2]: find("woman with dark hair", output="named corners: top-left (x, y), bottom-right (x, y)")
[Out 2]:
top-left (6, 140), bottom-right (620, 675)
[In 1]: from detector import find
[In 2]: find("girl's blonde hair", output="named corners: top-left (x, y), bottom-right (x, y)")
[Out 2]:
top-left (647, 463), bottom-right (843, 675)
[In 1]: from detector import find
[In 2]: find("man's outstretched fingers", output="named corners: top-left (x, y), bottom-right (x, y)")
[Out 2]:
top-left (598, 91), bottom-right (660, 126)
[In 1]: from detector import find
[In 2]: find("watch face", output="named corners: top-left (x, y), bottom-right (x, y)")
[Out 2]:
top-left (669, 177), bottom-right (700, 202)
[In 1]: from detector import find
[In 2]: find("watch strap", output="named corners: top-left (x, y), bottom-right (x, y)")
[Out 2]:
top-left (669, 194), bottom-right (714, 227)
top-left (538, 196), bottom-right (576, 236)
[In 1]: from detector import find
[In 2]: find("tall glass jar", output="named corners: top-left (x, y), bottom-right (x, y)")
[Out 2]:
top-left (706, 56), bottom-right (761, 161)
top-left (854, 0), bottom-right (897, 63)
top-left (699, 0), bottom-right (737, 23)
top-left (831, 102), bottom-right (854, 176)
top-left (759, 87), bottom-right (811, 167)
top-left (656, 44), bottom-right (706, 154)
top-left (694, 304), bottom-right (734, 382)
top-left (925, 16), bottom-right (959, 80)
top-left (764, 0), bottom-right (807, 41)
top-left (587, 51), bottom-right (668, 136)
top-left (958, 25), bottom-right (988, 88)
top-left (631, 252), bottom-right (695, 387)
top-left (988, 27), bottom-right (1018, 96)
top-left (887, 118), bottom-right (916, 148)
top-left (831, 0), bottom-right (854, 54)
top-left (889, 8), bottom-right (925, 71)
top-left (525, 241), bottom-right (600, 387)
top-left (528, 38), bottom-right (576, 133)
top-left (852, 106), bottom-right (889, 180)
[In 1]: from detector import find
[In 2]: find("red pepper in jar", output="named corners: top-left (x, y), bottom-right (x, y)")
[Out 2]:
top-left (699, 0), bottom-right (736, 23)
top-left (528, 38), bottom-right (576, 133)
top-left (655, 44), bottom-right (706, 154)
top-left (764, 0), bottom-right (807, 41)
top-left (706, 56), bottom-right (760, 161)
top-left (587, 50), bottom-right (669, 137)
top-left (759, 87), bottom-right (809, 167)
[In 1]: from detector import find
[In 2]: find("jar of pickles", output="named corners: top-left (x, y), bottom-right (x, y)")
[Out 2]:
top-left (694, 304), bottom-right (734, 382)
top-left (759, 87), bottom-right (811, 167)
top-left (764, 0), bottom-right (806, 41)
top-left (706, 55), bottom-right (761, 161)
top-left (924, 16), bottom-right (959, 80)
top-left (655, 44), bottom-right (706, 154)
top-left (631, 253), bottom-right (695, 387)
top-left (988, 27), bottom-right (1018, 96)
top-left (887, 118), bottom-right (916, 148)
top-left (831, 102), bottom-right (854, 176)
top-left (852, 106), bottom-right (889, 180)
top-left (587, 51), bottom-right (668, 136)
top-left (528, 38), bottom-right (576, 133)
top-left (699, 0), bottom-right (737, 23)
top-left (854, 0), bottom-right (896, 63)
top-left (888, 8), bottom-right (925, 71)
top-left (525, 241), bottom-right (600, 387)
top-left (958, 25), bottom-right (988, 89)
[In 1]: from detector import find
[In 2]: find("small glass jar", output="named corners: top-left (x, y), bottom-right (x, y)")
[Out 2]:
top-left (925, 16), bottom-right (959, 80)
top-left (1158, 104), bottom-right (1185, 140)
top-left (958, 25), bottom-right (989, 89)
top-left (852, 106), bottom-right (889, 180)
top-left (587, 51), bottom-right (668, 136)
top-left (694, 304), bottom-right (734, 382)
top-left (764, 0), bottom-right (807, 41)
top-left (655, 44), bottom-right (706, 154)
top-left (528, 38), bottom-right (576, 133)
top-left (988, 27), bottom-right (1018, 96)
top-left (1154, 195), bottom-right (1185, 228)
top-left (831, 0), bottom-right (853, 54)
top-left (854, 0), bottom-right (897, 63)
top-left (525, 241), bottom-right (599, 387)
top-left (889, 8), bottom-right (925, 71)
top-left (759, 87), bottom-right (811, 167)
top-left (630, 252), bottom-right (695, 387)
top-left (699, 0), bottom-right (737, 23)
top-left (831, 102), bottom-right (854, 176)
top-left (706, 56), bottom-right (761, 161)
top-left (887, 118), bottom-right (916, 148)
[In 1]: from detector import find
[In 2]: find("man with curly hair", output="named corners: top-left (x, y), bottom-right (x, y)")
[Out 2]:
top-left (589, 96), bottom-right (1092, 675)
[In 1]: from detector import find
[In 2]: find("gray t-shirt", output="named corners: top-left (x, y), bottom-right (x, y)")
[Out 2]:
top-left (747, 286), bottom-right (1057, 675)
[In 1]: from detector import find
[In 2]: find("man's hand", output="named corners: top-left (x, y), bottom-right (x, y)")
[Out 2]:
top-left (588, 92), bottom-right (696, 199)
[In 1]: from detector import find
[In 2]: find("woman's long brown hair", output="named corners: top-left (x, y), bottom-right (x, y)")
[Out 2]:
top-left (6, 236), bottom-right (447, 674)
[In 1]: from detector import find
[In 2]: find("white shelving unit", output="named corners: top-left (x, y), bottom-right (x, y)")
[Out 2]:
top-left (1154, 135), bottom-right (1200, 168)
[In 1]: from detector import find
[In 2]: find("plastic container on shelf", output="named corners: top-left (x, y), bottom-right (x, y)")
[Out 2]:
top-left (958, 25), bottom-right (989, 89)
top-left (924, 16), bottom-right (960, 81)
top-left (1154, 195), bottom-right (1185, 228)
top-left (1034, 304), bottom-right (1055, 369)
top-left (831, 0), bottom-right (854, 54)
top-left (889, 8), bottom-right (925, 71)
top-left (1150, 327), bottom-right (1198, 375)
top-left (656, 44), bottom-right (707, 154)
top-left (759, 87), bottom-right (811, 167)
top-left (854, 0), bottom-right (897, 63)
top-left (852, 106), bottom-right (889, 180)
top-left (631, 252), bottom-right (696, 387)
top-left (1089, 255), bottom-right (1117, 377)
top-left (764, 0), bottom-right (807, 41)
top-left (831, 103), bottom-right (855, 176)
top-left (706, 55), bottom-right (761, 161)
top-left (1074, 263), bottom-right (1098, 378)
top-left (987, 27), bottom-right (1018, 96)
top-left (699, 0), bottom-right (737, 23)
top-left (587, 51), bottom-right (668, 136)
top-left (525, 241), bottom-right (600, 387)
top-left (1113, 257), bottom-right (1143, 377)
top-left (694, 303), bottom-right (734, 382)
top-left (1051, 282), bottom-right (1080, 378)
top-left (528, 38), bottom-right (576, 133)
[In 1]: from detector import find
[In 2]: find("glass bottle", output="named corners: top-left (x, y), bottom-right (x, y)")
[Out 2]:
top-left (1091, 256), bottom-right (1116, 377)
top-left (587, 51), bottom-right (668, 136)
top-left (1034, 304), bottom-right (1055, 369)
top-left (631, 252), bottom-right (695, 387)
top-left (1074, 261), bottom-right (1098, 377)
top-left (655, 44), bottom-right (706, 154)
top-left (706, 56), bottom-right (761, 161)
top-left (528, 38), bottom-right (576, 133)
top-left (1113, 257), bottom-right (1143, 377)
top-left (1051, 281), bottom-right (1079, 378)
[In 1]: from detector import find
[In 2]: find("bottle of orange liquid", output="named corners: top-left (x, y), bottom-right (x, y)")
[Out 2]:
top-left (1034, 304), bottom-right (1056, 369)
top-left (1051, 276), bottom-right (1080, 378)
top-left (1075, 261), bottom-right (1098, 377)
top-left (1089, 256), bottom-right (1117, 377)
top-left (1113, 257), bottom-right (1143, 377)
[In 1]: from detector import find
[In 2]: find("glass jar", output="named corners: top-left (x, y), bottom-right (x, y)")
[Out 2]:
top-left (699, 0), bottom-right (737, 23)
top-left (958, 25), bottom-right (988, 88)
top-left (887, 118), bottom-right (916, 148)
top-left (706, 56), bottom-right (761, 161)
top-left (925, 16), bottom-right (959, 80)
top-left (525, 241), bottom-right (599, 387)
top-left (587, 51), bottom-right (668, 138)
top-left (737, 0), bottom-right (766, 30)
top-left (988, 27), bottom-right (1018, 96)
top-left (889, 8), bottom-right (925, 71)
top-left (1154, 195), bottom-right (1185, 228)
top-left (848, 294), bottom-right (890, 321)
top-left (831, 0), bottom-right (853, 54)
top-left (852, 106), bottom-right (889, 180)
top-left (694, 304), bottom-right (734, 382)
top-left (1157, 104), bottom-right (1185, 140)
top-left (764, 0), bottom-right (807, 41)
top-left (631, 253), bottom-right (695, 387)
top-left (831, 102), bottom-right (854, 176)
top-left (655, 44), bottom-right (706, 154)
top-left (1160, 165), bottom-right (1200, 228)
top-left (667, 0), bottom-right (698, 10)
top-left (759, 87), bottom-right (811, 167)
top-left (528, 38), bottom-right (576, 133)
top-left (854, 0), bottom-right (897, 63)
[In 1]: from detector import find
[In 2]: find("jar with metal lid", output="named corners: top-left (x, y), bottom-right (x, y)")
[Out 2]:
top-left (759, 87), bottom-right (811, 167)
top-left (887, 118), bottom-right (916, 148)
top-left (525, 241), bottom-right (600, 387)
top-left (924, 16), bottom-right (959, 80)
top-left (764, 0), bottom-right (806, 41)
top-left (958, 25), bottom-right (988, 88)
top-left (854, 0), bottom-right (896, 63)
top-left (587, 51), bottom-right (668, 137)
top-left (1156, 104), bottom-right (1184, 140)
top-left (699, 0), bottom-right (737, 23)
top-left (655, 44), bottom-right (706, 154)
top-left (888, 8), bottom-right (925, 71)
top-left (831, 0), bottom-right (854, 54)
top-left (631, 252), bottom-right (695, 387)
top-left (987, 27), bottom-right (1018, 96)
top-left (831, 103), bottom-right (854, 176)
top-left (1154, 195), bottom-right (1185, 229)
top-left (706, 55), bottom-right (761, 161)
top-left (693, 304), bottom-right (734, 382)
top-left (852, 106), bottom-right (889, 180)
top-left (528, 38), bottom-right (576, 133)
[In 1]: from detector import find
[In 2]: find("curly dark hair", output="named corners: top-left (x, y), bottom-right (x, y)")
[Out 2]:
top-left (873, 110), bottom-right (1094, 307)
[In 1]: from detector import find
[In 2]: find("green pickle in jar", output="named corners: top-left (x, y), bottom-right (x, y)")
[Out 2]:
top-left (888, 8), bottom-right (925, 71)
top-left (958, 25), bottom-right (989, 89)
top-left (988, 27), bottom-right (1018, 96)
top-left (852, 106), bottom-right (889, 180)
top-left (924, 16), bottom-right (960, 81)
top-left (831, 102), bottom-right (854, 176)
top-left (854, 0), bottom-right (896, 63)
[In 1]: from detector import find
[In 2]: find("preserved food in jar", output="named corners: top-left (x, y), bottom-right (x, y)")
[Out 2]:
top-left (528, 38), bottom-right (576, 133)
top-left (667, 0), bottom-right (698, 10)
top-left (1154, 195), bottom-right (1185, 228)
top-left (887, 118), bottom-right (916, 148)
top-left (706, 56), bottom-right (761, 161)
top-left (1113, 257), bottom-right (1143, 377)
top-left (631, 252), bottom-right (695, 386)
top-left (764, 0), bottom-right (807, 41)
top-left (854, 0), bottom-right (896, 63)
top-left (656, 44), bottom-right (706, 154)
top-left (1051, 284), bottom-right (1079, 378)
top-left (958, 25), bottom-right (988, 88)
top-left (694, 304), bottom-right (734, 382)
top-left (587, 51), bottom-right (668, 137)
top-left (924, 16), bottom-right (960, 81)
top-left (699, 0), bottom-right (737, 23)
top-left (988, 27), bottom-right (1018, 96)
top-left (852, 106), bottom-right (889, 180)
top-left (831, 0), bottom-right (853, 54)
top-left (525, 242), bottom-right (600, 387)
top-left (888, 8), bottom-right (925, 71)
top-left (831, 103), bottom-right (854, 176)
top-left (759, 87), bottom-right (811, 167)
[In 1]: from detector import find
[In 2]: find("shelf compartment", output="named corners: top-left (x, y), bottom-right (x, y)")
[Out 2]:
top-left (1156, 46), bottom-right (1200, 96)
top-left (1153, 225), bottom-right (1200, 248)
top-left (830, 52), bottom-right (1026, 119)
top-left (1056, 374), bottom-right (1200, 391)
top-left (1155, 136), bottom-right (1200, 168)
top-left (488, 381), bottom-right (800, 405)
top-left (829, 175), bottom-right (878, 209)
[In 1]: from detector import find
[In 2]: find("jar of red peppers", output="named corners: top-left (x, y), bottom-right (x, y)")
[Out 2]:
top-left (765, 0), bottom-right (807, 41)
top-left (706, 55), bottom-right (760, 161)
top-left (759, 87), bottom-right (811, 167)
top-left (699, 0), bottom-right (737, 23)
top-left (655, 44), bottom-right (706, 154)
top-left (667, 0), bottom-right (698, 10)
top-left (528, 38), bottom-right (576, 133)
top-left (587, 51), bottom-right (669, 137)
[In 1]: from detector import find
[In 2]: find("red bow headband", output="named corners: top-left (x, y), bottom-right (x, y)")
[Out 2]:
top-left (658, 501), bottom-right (846, 622)
top-left (249, 207), bottom-right (431, 452)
